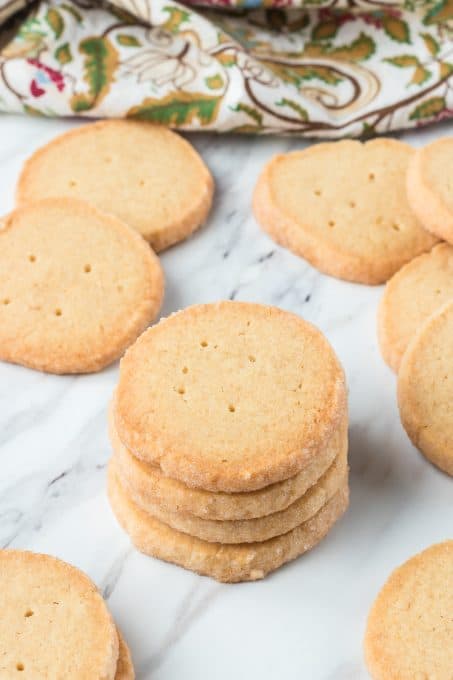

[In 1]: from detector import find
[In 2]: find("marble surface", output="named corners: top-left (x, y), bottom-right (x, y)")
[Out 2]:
top-left (0, 114), bottom-right (452, 680)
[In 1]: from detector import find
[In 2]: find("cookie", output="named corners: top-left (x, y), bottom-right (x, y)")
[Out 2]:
top-left (364, 540), bottom-right (453, 679)
top-left (0, 550), bottom-right (119, 679)
top-left (112, 445), bottom-right (347, 544)
top-left (398, 300), bottom-right (453, 476)
top-left (378, 243), bottom-right (453, 372)
top-left (115, 301), bottom-right (347, 492)
top-left (407, 137), bottom-right (453, 244)
top-left (0, 198), bottom-right (163, 374)
top-left (253, 139), bottom-right (438, 285)
top-left (116, 631), bottom-right (135, 680)
top-left (110, 403), bottom-right (347, 520)
top-left (108, 464), bottom-right (349, 583)
top-left (17, 120), bottom-right (214, 252)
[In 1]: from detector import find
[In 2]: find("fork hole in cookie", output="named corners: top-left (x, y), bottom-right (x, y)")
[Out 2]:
top-left (314, 189), bottom-right (322, 197)
top-left (349, 201), bottom-right (356, 208)
top-left (200, 340), bottom-right (208, 348)
top-left (392, 223), bottom-right (400, 232)
top-left (177, 386), bottom-right (185, 395)
top-left (139, 180), bottom-right (145, 187)
top-left (435, 288), bottom-right (442, 295)
top-left (68, 180), bottom-right (77, 188)
top-left (248, 355), bottom-right (256, 363)
top-left (2, 298), bottom-right (10, 305)
top-left (55, 308), bottom-right (62, 317)
top-left (84, 264), bottom-right (92, 273)
top-left (228, 404), bottom-right (235, 413)
top-left (368, 172), bottom-right (375, 181)
top-left (24, 610), bottom-right (33, 618)
top-left (28, 254), bottom-right (36, 263)
top-left (182, 366), bottom-right (188, 374)
top-left (16, 664), bottom-right (24, 672)
top-left (328, 220), bottom-right (335, 228)
top-left (117, 284), bottom-right (123, 293)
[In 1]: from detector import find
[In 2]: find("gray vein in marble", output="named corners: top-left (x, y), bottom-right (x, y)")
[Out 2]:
top-left (139, 581), bottom-right (225, 676)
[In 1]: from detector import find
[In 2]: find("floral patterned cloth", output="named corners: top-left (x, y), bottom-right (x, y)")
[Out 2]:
top-left (0, 0), bottom-right (451, 135)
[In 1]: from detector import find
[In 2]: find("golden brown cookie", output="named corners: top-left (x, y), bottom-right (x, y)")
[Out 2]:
top-left (0, 550), bottom-right (119, 679)
top-left (111, 446), bottom-right (347, 543)
top-left (0, 198), bottom-right (163, 374)
top-left (253, 139), bottom-right (437, 284)
top-left (16, 120), bottom-right (214, 252)
top-left (116, 631), bottom-right (135, 680)
top-left (398, 300), bottom-right (453, 476)
top-left (407, 136), bottom-right (453, 244)
top-left (115, 301), bottom-right (347, 492)
top-left (364, 541), bottom-right (453, 680)
top-left (110, 403), bottom-right (347, 520)
top-left (108, 464), bottom-right (349, 583)
top-left (378, 243), bottom-right (453, 372)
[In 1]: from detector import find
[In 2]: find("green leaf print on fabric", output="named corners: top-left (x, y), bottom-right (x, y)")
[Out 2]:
top-left (385, 55), bottom-right (430, 85)
top-left (423, 0), bottom-right (453, 24)
top-left (409, 96), bottom-right (446, 118)
top-left (116, 34), bottom-right (142, 47)
top-left (311, 20), bottom-right (338, 41)
top-left (45, 8), bottom-right (64, 38)
top-left (70, 37), bottom-right (118, 112)
top-left (420, 32), bottom-right (440, 54)
top-left (54, 42), bottom-right (72, 64)
top-left (304, 33), bottom-right (375, 61)
top-left (382, 16), bottom-right (411, 43)
top-left (276, 98), bottom-right (308, 120)
top-left (128, 92), bottom-right (221, 125)
top-left (205, 74), bottom-right (224, 89)
top-left (163, 7), bottom-right (190, 33)
top-left (232, 103), bottom-right (263, 125)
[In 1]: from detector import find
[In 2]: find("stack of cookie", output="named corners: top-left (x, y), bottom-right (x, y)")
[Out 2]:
top-left (0, 550), bottom-right (134, 679)
top-left (108, 301), bottom-right (349, 583)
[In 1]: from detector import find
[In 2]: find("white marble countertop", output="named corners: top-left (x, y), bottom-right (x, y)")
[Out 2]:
top-left (0, 114), bottom-right (452, 679)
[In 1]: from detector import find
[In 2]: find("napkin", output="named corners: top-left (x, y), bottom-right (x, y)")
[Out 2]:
top-left (0, 0), bottom-right (451, 136)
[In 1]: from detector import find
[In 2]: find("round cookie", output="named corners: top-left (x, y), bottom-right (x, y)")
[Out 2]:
top-left (253, 139), bottom-right (438, 285)
top-left (398, 300), bottom-right (453, 476)
top-left (378, 243), bottom-right (453, 372)
top-left (0, 550), bottom-right (119, 679)
top-left (108, 464), bottom-right (349, 583)
top-left (116, 631), bottom-right (135, 680)
top-left (364, 541), bottom-right (453, 679)
top-left (112, 447), bottom-right (347, 543)
top-left (115, 301), bottom-right (347, 492)
top-left (17, 120), bottom-right (214, 252)
top-left (407, 137), bottom-right (453, 244)
top-left (110, 403), bottom-right (347, 520)
top-left (0, 198), bottom-right (163, 374)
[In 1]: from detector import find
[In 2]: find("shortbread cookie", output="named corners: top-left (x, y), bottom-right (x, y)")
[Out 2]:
top-left (364, 541), bottom-right (453, 679)
top-left (0, 550), bottom-right (119, 679)
top-left (253, 139), bottom-right (437, 284)
top-left (112, 446), bottom-right (347, 543)
top-left (116, 631), bottom-right (135, 680)
top-left (398, 301), bottom-right (453, 476)
top-left (110, 404), bottom-right (347, 520)
top-left (108, 465), bottom-right (349, 583)
top-left (17, 120), bottom-right (214, 252)
top-left (378, 243), bottom-right (453, 372)
top-left (0, 198), bottom-right (163, 374)
top-left (407, 137), bottom-right (453, 244)
top-left (115, 302), bottom-right (346, 492)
